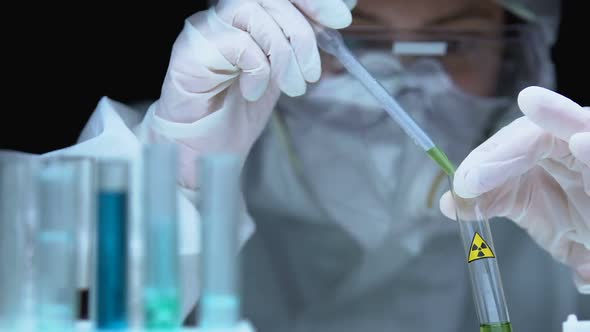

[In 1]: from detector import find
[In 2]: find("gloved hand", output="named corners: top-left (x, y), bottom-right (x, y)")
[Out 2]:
top-left (439, 86), bottom-right (590, 293)
top-left (146, 0), bottom-right (352, 188)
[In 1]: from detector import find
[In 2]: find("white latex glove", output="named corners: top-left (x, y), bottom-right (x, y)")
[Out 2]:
top-left (440, 86), bottom-right (590, 293)
top-left (148, 0), bottom-right (352, 189)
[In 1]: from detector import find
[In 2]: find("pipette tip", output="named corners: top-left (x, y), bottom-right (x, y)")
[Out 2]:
top-left (427, 147), bottom-right (456, 176)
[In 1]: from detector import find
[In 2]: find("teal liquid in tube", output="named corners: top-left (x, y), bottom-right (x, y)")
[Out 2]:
top-left (96, 160), bottom-right (129, 330)
top-left (198, 154), bottom-right (242, 328)
top-left (143, 143), bottom-right (181, 329)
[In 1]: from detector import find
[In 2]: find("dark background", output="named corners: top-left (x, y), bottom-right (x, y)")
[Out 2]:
top-left (2, 1), bottom-right (588, 153)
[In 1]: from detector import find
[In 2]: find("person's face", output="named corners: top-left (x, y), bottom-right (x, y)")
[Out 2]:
top-left (326, 0), bottom-right (506, 97)
top-left (351, 0), bottom-right (504, 30)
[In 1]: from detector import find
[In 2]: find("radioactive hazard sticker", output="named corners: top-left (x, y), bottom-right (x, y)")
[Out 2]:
top-left (468, 232), bottom-right (496, 263)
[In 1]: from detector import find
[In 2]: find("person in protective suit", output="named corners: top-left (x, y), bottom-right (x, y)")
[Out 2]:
top-left (14, 0), bottom-right (589, 330)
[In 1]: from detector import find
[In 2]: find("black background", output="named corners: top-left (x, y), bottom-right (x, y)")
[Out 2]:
top-left (2, 1), bottom-right (588, 154)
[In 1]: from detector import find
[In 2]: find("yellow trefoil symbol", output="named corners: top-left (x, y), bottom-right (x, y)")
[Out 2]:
top-left (468, 232), bottom-right (496, 263)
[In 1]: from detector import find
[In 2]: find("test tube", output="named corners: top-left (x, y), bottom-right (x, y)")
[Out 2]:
top-left (449, 177), bottom-right (512, 332)
top-left (143, 143), bottom-right (181, 329)
top-left (49, 157), bottom-right (97, 322)
top-left (73, 158), bottom-right (96, 322)
top-left (35, 160), bottom-right (79, 332)
top-left (96, 160), bottom-right (129, 330)
top-left (0, 159), bottom-right (37, 332)
top-left (79, 160), bottom-right (97, 324)
top-left (198, 154), bottom-right (242, 328)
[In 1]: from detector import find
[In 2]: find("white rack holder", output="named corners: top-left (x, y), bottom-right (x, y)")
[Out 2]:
top-left (563, 315), bottom-right (590, 332)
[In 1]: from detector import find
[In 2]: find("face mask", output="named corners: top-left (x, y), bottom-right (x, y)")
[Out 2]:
top-left (277, 51), bottom-right (512, 251)
top-left (307, 52), bottom-right (511, 158)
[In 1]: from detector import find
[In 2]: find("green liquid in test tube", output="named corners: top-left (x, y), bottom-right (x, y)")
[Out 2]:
top-left (480, 322), bottom-right (513, 332)
top-left (143, 143), bottom-right (182, 329)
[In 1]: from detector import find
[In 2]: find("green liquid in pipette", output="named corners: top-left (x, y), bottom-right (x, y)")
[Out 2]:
top-left (427, 146), bottom-right (456, 176)
top-left (480, 322), bottom-right (513, 332)
top-left (144, 291), bottom-right (181, 329)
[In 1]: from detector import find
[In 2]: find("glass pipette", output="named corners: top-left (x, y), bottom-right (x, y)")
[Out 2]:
top-left (315, 26), bottom-right (513, 332)
top-left (314, 26), bottom-right (455, 176)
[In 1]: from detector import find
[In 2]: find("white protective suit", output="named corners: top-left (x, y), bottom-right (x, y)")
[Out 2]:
top-left (6, 0), bottom-right (589, 331)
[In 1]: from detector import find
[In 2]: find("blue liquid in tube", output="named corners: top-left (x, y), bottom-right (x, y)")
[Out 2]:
top-left (96, 161), bottom-right (129, 330)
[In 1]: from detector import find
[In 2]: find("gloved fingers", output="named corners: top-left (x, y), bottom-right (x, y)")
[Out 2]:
top-left (440, 191), bottom-right (470, 220)
top-left (439, 174), bottom-right (527, 222)
top-left (232, 32), bottom-right (273, 101)
top-left (289, 0), bottom-right (353, 29)
top-left (518, 86), bottom-right (590, 142)
top-left (439, 191), bottom-right (498, 221)
top-left (570, 132), bottom-right (590, 195)
top-left (413, 89), bottom-right (587, 206)
top-left (539, 152), bottom-right (589, 198)
top-left (570, 132), bottom-right (590, 167)
top-left (204, 10), bottom-right (272, 101)
top-left (231, 2), bottom-right (308, 97)
top-left (453, 117), bottom-right (559, 199)
top-left (256, 0), bottom-right (322, 82)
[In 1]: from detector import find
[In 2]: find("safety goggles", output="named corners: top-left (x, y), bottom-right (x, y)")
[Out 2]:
top-left (323, 23), bottom-right (550, 99)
